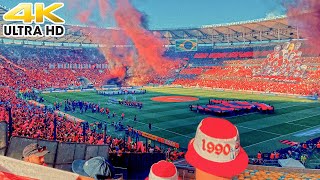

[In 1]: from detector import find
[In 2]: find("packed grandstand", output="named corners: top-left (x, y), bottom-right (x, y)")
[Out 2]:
top-left (1, 2), bottom-right (320, 180)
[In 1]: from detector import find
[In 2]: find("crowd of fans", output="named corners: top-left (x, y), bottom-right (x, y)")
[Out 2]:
top-left (254, 138), bottom-right (320, 168)
top-left (0, 45), bottom-right (105, 66)
top-left (173, 42), bottom-right (320, 96)
top-left (0, 44), bottom-right (120, 89)
top-left (3, 42), bottom-right (318, 96)
top-left (179, 67), bottom-right (203, 75)
top-left (173, 56), bottom-right (320, 95)
top-left (0, 44), bottom-right (186, 88)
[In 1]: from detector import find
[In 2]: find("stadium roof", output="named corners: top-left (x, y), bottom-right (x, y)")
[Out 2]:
top-left (0, 4), bottom-right (300, 46)
top-left (154, 16), bottom-right (299, 45)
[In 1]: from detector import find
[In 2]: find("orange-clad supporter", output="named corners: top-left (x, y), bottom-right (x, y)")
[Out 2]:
top-left (270, 152), bottom-right (275, 160)
top-left (257, 151), bottom-right (262, 160)
top-left (145, 160), bottom-right (181, 180)
top-left (317, 141), bottom-right (320, 152)
top-left (185, 117), bottom-right (248, 179)
top-left (275, 151), bottom-right (280, 159)
top-left (303, 143), bottom-right (308, 149)
top-left (97, 138), bottom-right (104, 145)
top-left (89, 135), bottom-right (94, 144)
top-left (23, 143), bottom-right (49, 166)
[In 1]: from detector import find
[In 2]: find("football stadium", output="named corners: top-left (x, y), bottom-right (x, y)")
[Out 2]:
top-left (0, 0), bottom-right (320, 179)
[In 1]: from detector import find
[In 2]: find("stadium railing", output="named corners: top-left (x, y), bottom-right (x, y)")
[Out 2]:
top-left (1, 122), bottom-right (170, 179)
top-left (109, 152), bottom-right (166, 179)
top-left (3, 135), bottom-right (109, 171)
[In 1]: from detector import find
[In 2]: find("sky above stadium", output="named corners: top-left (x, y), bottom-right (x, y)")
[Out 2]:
top-left (0, 0), bottom-right (286, 29)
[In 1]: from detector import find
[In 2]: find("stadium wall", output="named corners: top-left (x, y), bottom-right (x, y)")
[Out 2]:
top-left (3, 136), bottom-right (109, 171)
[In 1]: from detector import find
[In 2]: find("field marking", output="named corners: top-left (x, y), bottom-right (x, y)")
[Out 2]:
top-left (285, 122), bottom-right (311, 128)
top-left (283, 113), bottom-right (320, 124)
top-left (306, 163), bottom-right (320, 165)
top-left (123, 117), bottom-right (194, 139)
top-left (313, 154), bottom-right (320, 160)
top-left (236, 125), bottom-right (281, 136)
top-left (237, 107), bottom-right (320, 134)
top-left (243, 113), bottom-right (320, 148)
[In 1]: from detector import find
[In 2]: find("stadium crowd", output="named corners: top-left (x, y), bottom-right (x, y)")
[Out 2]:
top-left (173, 42), bottom-right (320, 96)
top-left (0, 44), bottom-right (185, 88)
top-left (2, 42), bottom-right (318, 96)
top-left (0, 45), bottom-right (113, 89)
top-left (173, 56), bottom-right (320, 95)
top-left (254, 138), bottom-right (320, 168)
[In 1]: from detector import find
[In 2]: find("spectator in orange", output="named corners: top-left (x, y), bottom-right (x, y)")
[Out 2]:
top-left (317, 141), bottom-right (320, 153)
top-left (257, 151), bottom-right (263, 164)
top-left (275, 151), bottom-right (280, 160)
top-left (185, 117), bottom-right (248, 179)
top-left (145, 160), bottom-right (181, 180)
top-left (270, 151), bottom-right (275, 160)
top-left (257, 151), bottom-right (262, 160)
top-left (302, 143), bottom-right (308, 150)
top-left (23, 143), bottom-right (49, 166)
top-left (121, 113), bottom-right (124, 120)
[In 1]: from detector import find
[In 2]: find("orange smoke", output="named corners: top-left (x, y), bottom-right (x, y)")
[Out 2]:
top-left (114, 0), bottom-right (173, 76)
top-left (109, 67), bottom-right (126, 80)
top-left (65, 0), bottom-right (178, 85)
top-left (285, 0), bottom-right (320, 54)
top-left (97, 0), bottom-right (110, 21)
top-left (64, 0), bottom-right (110, 23)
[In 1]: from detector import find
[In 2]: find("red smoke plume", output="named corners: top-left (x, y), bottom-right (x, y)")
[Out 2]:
top-left (68, 0), bottom-right (110, 24)
top-left (114, 0), bottom-right (172, 76)
top-left (285, 0), bottom-right (320, 54)
top-left (81, 27), bottom-right (134, 81)
top-left (65, 0), bottom-right (180, 85)
top-left (97, 0), bottom-right (110, 21)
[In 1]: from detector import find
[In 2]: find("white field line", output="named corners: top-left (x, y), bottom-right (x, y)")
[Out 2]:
top-left (236, 125), bottom-right (281, 136)
top-left (285, 122), bottom-right (311, 128)
top-left (124, 117), bottom-right (194, 139)
top-left (243, 113), bottom-right (320, 148)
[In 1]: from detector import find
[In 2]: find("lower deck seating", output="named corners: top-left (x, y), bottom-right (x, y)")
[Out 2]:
top-left (173, 56), bottom-right (320, 95)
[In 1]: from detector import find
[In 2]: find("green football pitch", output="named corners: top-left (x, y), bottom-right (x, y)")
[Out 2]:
top-left (41, 87), bottom-right (320, 159)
